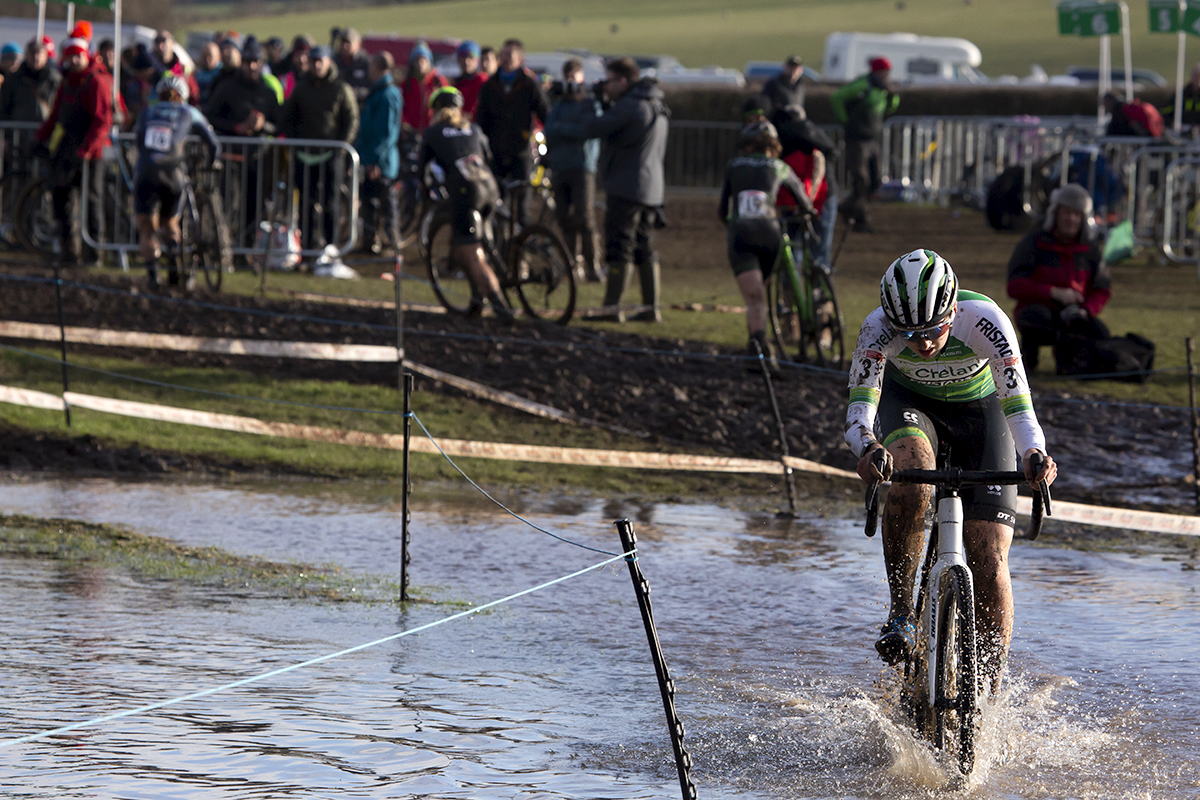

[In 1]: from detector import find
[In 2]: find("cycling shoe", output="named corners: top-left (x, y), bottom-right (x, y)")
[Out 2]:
top-left (875, 614), bottom-right (916, 666)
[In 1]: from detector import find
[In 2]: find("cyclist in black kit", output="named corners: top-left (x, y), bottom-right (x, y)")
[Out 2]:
top-left (719, 119), bottom-right (812, 370)
top-left (418, 85), bottom-right (512, 320)
top-left (133, 74), bottom-right (221, 289)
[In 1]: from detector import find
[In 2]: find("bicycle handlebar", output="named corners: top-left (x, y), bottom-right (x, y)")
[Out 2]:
top-left (863, 452), bottom-right (1052, 540)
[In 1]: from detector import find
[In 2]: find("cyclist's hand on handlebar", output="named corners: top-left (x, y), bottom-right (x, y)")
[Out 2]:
top-left (857, 443), bottom-right (893, 484)
top-left (1022, 448), bottom-right (1057, 489)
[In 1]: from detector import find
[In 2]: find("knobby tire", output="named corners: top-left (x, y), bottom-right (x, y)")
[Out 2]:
top-left (197, 191), bottom-right (232, 292)
top-left (14, 175), bottom-right (61, 258)
top-left (933, 564), bottom-right (979, 776)
top-left (425, 210), bottom-right (477, 315)
top-left (799, 268), bottom-right (846, 369)
top-left (510, 223), bottom-right (576, 325)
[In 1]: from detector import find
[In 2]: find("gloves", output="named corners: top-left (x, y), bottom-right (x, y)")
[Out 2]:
top-left (1059, 304), bottom-right (1088, 326)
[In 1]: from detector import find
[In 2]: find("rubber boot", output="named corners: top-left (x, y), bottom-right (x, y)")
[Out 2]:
top-left (629, 258), bottom-right (661, 322)
top-left (595, 261), bottom-right (631, 322)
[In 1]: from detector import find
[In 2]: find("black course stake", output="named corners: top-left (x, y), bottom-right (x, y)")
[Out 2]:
top-left (1188, 338), bottom-right (1199, 510)
top-left (614, 519), bottom-right (697, 800)
top-left (53, 266), bottom-right (71, 427)
top-left (400, 370), bottom-right (413, 601)
top-left (751, 338), bottom-right (797, 516)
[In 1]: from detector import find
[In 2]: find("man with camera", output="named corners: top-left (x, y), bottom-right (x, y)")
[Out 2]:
top-left (580, 57), bottom-right (670, 323)
top-left (545, 59), bottom-right (603, 283)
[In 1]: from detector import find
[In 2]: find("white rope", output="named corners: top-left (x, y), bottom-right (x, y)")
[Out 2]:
top-left (0, 550), bottom-right (633, 749)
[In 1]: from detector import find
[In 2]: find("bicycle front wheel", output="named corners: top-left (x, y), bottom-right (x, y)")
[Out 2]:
top-left (197, 192), bottom-right (232, 291)
top-left (799, 269), bottom-right (846, 369)
top-left (933, 564), bottom-right (980, 776)
top-left (510, 223), bottom-right (576, 325)
top-left (425, 210), bottom-right (478, 315)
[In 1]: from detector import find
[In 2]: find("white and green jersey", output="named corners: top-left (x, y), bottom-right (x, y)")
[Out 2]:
top-left (844, 290), bottom-right (1047, 458)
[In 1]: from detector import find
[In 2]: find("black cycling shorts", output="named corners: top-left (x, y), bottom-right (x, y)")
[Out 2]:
top-left (876, 371), bottom-right (1018, 527)
top-left (133, 165), bottom-right (185, 218)
top-left (450, 196), bottom-right (491, 246)
top-left (727, 220), bottom-right (783, 278)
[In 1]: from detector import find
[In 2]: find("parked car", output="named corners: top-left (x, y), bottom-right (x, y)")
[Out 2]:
top-left (1065, 66), bottom-right (1169, 88)
top-left (743, 60), bottom-right (824, 83)
top-left (607, 54), bottom-right (744, 87)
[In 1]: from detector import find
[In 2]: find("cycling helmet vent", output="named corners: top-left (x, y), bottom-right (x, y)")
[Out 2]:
top-left (880, 249), bottom-right (957, 331)
top-left (739, 119), bottom-right (778, 143)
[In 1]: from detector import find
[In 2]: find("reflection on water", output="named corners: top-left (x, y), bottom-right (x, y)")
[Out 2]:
top-left (0, 476), bottom-right (1196, 798)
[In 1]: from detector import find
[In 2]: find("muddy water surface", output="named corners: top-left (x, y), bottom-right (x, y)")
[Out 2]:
top-left (0, 477), bottom-right (1196, 799)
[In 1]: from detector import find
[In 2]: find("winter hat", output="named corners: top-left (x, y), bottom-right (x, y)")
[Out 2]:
top-left (1, 42), bottom-right (21, 58)
top-left (409, 40), bottom-right (432, 65)
top-left (62, 37), bottom-right (89, 60)
top-left (1044, 183), bottom-right (1094, 240)
top-left (457, 40), bottom-right (480, 59)
top-left (309, 45), bottom-right (331, 61)
top-left (40, 35), bottom-right (55, 60)
top-left (869, 56), bottom-right (891, 72)
top-left (241, 35), bottom-right (264, 62)
top-left (69, 21), bottom-right (92, 42)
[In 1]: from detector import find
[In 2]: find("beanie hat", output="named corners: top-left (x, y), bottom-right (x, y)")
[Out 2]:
top-left (1, 42), bottom-right (20, 58)
top-left (241, 35), bottom-right (264, 62)
top-left (62, 38), bottom-right (89, 60)
top-left (869, 56), bottom-right (891, 72)
top-left (457, 40), bottom-right (480, 59)
top-left (69, 21), bottom-right (93, 42)
top-left (1044, 183), bottom-right (1094, 240)
top-left (410, 40), bottom-right (433, 64)
top-left (41, 35), bottom-right (55, 60)
top-left (310, 45), bottom-right (331, 60)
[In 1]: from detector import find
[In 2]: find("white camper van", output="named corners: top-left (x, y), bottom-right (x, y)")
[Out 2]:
top-left (821, 32), bottom-right (985, 84)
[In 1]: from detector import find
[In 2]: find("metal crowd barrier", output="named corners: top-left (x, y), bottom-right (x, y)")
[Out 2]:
top-left (78, 133), bottom-right (361, 266)
top-left (1159, 156), bottom-right (1200, 268)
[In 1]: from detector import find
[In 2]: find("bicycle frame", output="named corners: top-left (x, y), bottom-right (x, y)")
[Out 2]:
top-left (924, 486), bottom-right (974, 711)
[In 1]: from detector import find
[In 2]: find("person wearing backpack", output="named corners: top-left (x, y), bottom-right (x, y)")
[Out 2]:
top-left (1006, 183), bottom-right (1111, 372)
top-left (830, 57), bottom-right (898, 233)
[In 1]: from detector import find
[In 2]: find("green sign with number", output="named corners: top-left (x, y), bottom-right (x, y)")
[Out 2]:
top-left (1057, 1), bottom-right (1122, 37)
top-left (1148, 0), bottom-right (1200, 36)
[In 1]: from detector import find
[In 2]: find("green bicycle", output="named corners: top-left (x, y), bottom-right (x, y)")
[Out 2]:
top-left (768, 217), bottom-right (845, 369)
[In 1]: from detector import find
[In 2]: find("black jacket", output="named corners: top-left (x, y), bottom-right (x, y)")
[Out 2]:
top-left (336, 50), bottom-right (372, 104)
top-left (580, 79), bottom-right (670, 206)
top-left (0, 61), bottom-right (61, 122)
top-left (203, 69), bottom-right (281, 136)
top-left (474, 67), bottom-right (549, 164)
top-left (281, 64), bottom-right (359, 142)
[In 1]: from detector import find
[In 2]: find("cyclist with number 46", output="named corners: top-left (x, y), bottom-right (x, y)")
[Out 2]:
top-left (845, 249), bottom-right (1058, 691)
top-left (133, 74), bottom-right (221, 289)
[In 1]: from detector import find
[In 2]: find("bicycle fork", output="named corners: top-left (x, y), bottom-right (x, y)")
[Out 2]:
top-left (926, 492), bottom-right (977, 710)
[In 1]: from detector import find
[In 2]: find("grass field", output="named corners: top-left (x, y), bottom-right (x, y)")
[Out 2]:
top-left (182, 0), bottom-right (1189, 88)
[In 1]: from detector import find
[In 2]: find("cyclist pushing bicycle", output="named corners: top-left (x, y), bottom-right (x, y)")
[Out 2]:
top-left (417, 85), bottom-right (513, 322)
top-left (718, 119), bottom-right (813, 372)
top-left (133, 74), bottom-right (221, 290)
top-left (846, 249), bottom-right (1058, 691)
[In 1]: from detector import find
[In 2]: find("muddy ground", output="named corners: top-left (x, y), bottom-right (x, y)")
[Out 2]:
top-left (0, 197), bottom-right (1195, 511)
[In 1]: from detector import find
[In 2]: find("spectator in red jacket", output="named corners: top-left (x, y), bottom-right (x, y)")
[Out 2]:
top-left (400, 40), bottom-right (448, 133)
top-left (454, 40), bottom-right (487, 119)
top-left (1007, 183), bottom-right (1112, 371)
top-left (35, 36), bottom-right (113, 267)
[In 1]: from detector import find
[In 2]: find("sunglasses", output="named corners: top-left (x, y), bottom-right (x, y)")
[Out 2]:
top-left (900, 321), bottom-right (950, 342)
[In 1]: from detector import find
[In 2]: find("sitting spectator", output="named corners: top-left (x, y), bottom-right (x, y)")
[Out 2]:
top-left (355, 51), bottom-right (403, 254)
top-left (194, 41), bottom-right (222, 105)
top-left (400, 41), bottom-right (448, 133)
top-left (1007, 183), bottom-right (1111, 372)
top-left (335, 27), bottom-right (371, 104)
top-left (0, 37), bottom-right (60, 123)
top-left (454, 40), bottom-right (487, 119)
top-left (545, 59), bottom-right (603, 282)
top-left (1104, 92), bottom-right (1163, 138)
top-left (152, 29), bottom-right (199, 106)
top-left (281, 45), bottom-right (359, 250)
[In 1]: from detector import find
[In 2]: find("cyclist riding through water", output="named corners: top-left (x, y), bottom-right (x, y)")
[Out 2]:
top-left (717, 119), bottom-right (813, 373)
top-left (133, 74), bottom-right (221, 289)
top-left (417, 85), bottom-right (512, 321)
top-left (845, 249), bottom-right (1058, 690)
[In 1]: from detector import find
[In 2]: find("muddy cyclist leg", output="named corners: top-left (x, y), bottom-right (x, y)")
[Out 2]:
top-left (881, 433), bottom-right (935, 621)
top-left (963, 519), bottom-right (1014, 692)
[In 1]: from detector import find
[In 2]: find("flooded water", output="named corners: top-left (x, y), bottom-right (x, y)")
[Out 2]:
top-left (0, 476), bottom-right (1197, 799)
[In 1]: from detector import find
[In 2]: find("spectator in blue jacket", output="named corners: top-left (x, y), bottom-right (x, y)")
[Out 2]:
top-left (545, 59), bottom-right (602, 282)
top-left (355, 51), bottom-right (403, 254)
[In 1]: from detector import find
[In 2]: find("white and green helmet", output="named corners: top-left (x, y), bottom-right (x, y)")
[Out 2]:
top-left (879, 249), bottom-right (958, 331)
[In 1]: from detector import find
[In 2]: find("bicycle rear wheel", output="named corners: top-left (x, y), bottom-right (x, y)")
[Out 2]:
top-left (425, 210), bottom-right (478, 315)
top-left (510, 223), bottom-right (576, 325)
top-left (933, 564), bottom-right (980, 776)
top-left (14, 176), bottom-right (62, 258)
top-left (197, 191), bottom-right (232, 292)
top-left (798, 268), bottom-right (846, 369)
